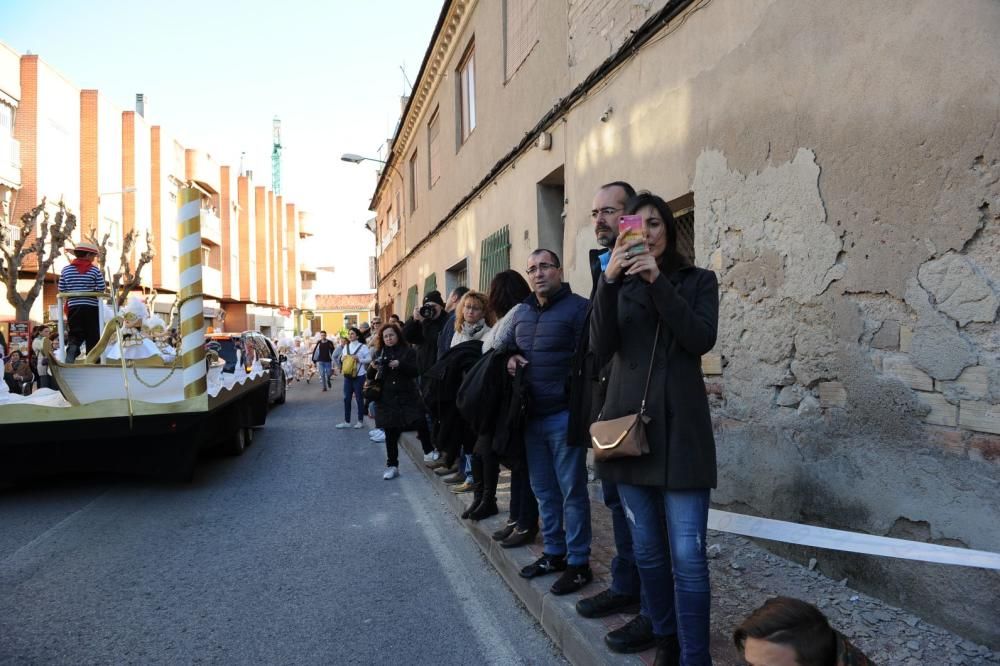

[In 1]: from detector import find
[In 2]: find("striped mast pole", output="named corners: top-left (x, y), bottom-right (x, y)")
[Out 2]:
top-left (177, 188), bottom-right (207, 400)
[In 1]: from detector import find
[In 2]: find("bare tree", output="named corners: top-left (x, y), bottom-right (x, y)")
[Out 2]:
top-left (85, 226), bottom-right (155, 307)
top-left (0, 198), bottom-right (76, 321)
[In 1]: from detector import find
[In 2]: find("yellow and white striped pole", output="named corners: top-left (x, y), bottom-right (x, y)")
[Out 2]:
top-left (177, 187), bottom-right (206, 399)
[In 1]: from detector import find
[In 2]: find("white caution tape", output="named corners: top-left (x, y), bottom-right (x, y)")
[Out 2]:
top-left (708, 510), bottom-right (1000, 571)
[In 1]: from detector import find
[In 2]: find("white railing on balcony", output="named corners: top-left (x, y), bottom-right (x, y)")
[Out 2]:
top-left (0, 136), bottom-right (20, 187)
top-left (200, 208), bottom-right (221, 245)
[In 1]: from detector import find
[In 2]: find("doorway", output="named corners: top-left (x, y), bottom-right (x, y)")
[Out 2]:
top-left (536, 165), bottom-right (565, 262)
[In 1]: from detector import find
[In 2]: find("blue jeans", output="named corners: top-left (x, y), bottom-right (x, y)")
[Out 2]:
top-left (523, 410), bottom-right (591, 566)
top-left (343, 375), bottom-right (364, 422)
top-left (603, 480), bottom-right (642, 599)
top-left (316, 361), bottom-right (332, 388)
top-left (617, 485), bottom-right (711, 664)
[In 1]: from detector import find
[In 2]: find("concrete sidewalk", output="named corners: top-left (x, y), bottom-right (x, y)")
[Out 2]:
top-left (399, 434), bottom-right (738, 666)
top-left (398, 433), bottom-right (1000, 665)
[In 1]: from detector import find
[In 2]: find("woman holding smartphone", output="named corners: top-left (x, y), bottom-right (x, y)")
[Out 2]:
top-left (590, 192), bottom-right (719, 665)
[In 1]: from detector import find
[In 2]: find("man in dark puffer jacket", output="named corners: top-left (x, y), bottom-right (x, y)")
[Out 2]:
top-left (508, 248), bottom-right (592, 597)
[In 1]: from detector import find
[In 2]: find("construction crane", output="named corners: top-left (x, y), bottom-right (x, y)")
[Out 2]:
top-left (271, 116), bottom-right (282, 195)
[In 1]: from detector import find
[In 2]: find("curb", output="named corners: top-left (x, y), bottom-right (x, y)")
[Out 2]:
top-left (399, 433), bottom-right (645, 666)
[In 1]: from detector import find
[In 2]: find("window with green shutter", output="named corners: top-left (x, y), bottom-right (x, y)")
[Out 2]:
top-left (478, 226), bottom-right (511, 291)
top-left (423, 273), bottom-right (438, 297)
top-left (404, 285), bottom-right (418, 315)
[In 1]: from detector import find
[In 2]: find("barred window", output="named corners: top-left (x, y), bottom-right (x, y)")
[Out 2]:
top-left (478, 226), bottom-right (511, 291)
top-left (409, 150), bottom-right (418, 212)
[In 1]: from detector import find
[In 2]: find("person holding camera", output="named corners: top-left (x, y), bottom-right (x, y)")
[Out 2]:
top-left (403, 290), bottom-right (449, 461)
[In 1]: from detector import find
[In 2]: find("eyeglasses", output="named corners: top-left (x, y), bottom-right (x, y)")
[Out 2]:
top-left (590, 207), bottom-right (623, 220)
top-left (526, 262), bottom-right (558, 276)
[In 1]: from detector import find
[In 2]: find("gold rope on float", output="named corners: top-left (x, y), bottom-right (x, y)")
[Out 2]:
top-left (177, 187), bottom-right (207, 399)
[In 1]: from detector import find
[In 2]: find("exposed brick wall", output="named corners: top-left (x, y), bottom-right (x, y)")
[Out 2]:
top-left (12, 56), bottom-right (37, 224)
top-left (290, 211), bottom-right (300, 308)
top-left (121, 110), bottom-right (135, 264)
top-left (79, 90), bottom-right (98, 237)
top-left (237, 175), bottom-right (251, 299)
top-left (219, 165), bottom-right (231, 300)
top-left (272, 194), bottom-right (282, 307)
top-left (283, 202), bottom-right (294, 308)
top-left (254, 185), bottom-right (267, 304)
top-left (150, 126), bottom-right (162, 287)
top-left (12, 56), bottom-right (38, 272)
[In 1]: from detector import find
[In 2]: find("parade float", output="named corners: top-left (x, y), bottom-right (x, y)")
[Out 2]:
top-left (0, 189), bottom-right (271, 480)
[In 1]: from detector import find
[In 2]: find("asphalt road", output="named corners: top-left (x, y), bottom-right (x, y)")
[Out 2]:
top-left (0, 380), bottom-right (566, 665)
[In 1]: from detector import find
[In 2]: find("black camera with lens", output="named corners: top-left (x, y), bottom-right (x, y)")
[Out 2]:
top-left (419, 304), bottom-right (438, 319)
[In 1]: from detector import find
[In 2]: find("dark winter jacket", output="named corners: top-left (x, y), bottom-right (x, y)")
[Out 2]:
top-left (590, 266), bottom-right (719, 489)
top-left (567, 248), bottom-right (609, 447)
top-left (422, 340), bottom-right (483, 459)
top-left (437, 311), bottom-right (457, 359)
top-left (402, 312), bottom-right (447, 375)
top-left (511, 283), bottom-right (589, 417)
top-left (492, 363), bottom-right (528, 464)
top-left (456, 347), bottom-right (509, 435)
top-left (371, 345), bottom-right (425, 430)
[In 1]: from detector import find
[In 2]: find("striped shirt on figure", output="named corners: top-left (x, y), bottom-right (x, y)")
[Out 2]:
top-left (58, 265), bottom-right (106, 307)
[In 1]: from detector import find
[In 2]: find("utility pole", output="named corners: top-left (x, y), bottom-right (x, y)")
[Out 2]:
top-left (271, 116), bottom-right (282, 195)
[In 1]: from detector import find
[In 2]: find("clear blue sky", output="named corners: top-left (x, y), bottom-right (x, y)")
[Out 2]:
top-left (1, 0), bottom-right (442, 292)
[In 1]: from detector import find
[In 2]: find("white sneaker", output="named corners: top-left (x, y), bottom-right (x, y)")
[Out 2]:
top-left (383, 466), bottom-right (399, 480)
top-left (369, 429), bottom-right (379, 436)
top-left (335, 422), bottom-right (351, 429)
top-left (370, 430), bottom-right (386, 443)
top-left (353, 422), bottom-right (364, 429)
top-left (423, 452), bottom-right (436, 462)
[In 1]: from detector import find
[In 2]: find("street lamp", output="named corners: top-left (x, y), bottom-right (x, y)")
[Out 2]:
top-left (98, 186), bottom-right (137, 204)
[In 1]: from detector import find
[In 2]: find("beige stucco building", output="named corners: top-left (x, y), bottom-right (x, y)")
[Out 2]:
top-left (369, 0), bottom-right (1000, 645)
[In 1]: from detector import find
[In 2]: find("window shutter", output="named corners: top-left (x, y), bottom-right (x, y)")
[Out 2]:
top-left (478, 226), bottom-right (511, 291)
top-left (405, 285), bottom-right (418, 315)
top-left (423, 273), bottom-right (438, 297)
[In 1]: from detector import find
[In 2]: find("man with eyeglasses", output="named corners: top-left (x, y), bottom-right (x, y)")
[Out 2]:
top-left (569, 181), bottom-right (652, 653)
top-left (508, 248), bottom-right (593, 596)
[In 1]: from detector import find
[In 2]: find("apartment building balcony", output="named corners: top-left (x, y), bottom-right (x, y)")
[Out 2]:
top-left (0, 136), bottom-right (20, 188)
top-left (200, 208), bottom-right (221, 245)
top-left (203, 265), bottom-right (223, 299)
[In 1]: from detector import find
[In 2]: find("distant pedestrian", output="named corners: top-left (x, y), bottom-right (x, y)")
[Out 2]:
top-left (57, 241), bottom-right (106, 363)
top-left (370, 322), bottom-right (430, 480)
top-left (311, 330), bottom-right (336, 391)
top-left (335, 327), bottom-right (371, 429)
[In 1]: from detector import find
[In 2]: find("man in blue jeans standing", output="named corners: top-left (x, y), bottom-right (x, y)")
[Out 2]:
top-left (311, 330), bottom-right (336, 391)
top-left (569, 182), bottom-right (648, 648)
top-left (508, 248), bottom-right (592, 596)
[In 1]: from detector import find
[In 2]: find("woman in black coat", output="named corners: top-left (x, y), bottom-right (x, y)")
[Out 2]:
top-left (590, 192), bottom-right (719, 665)
top-left (372, 322), bottom-right (429, 480)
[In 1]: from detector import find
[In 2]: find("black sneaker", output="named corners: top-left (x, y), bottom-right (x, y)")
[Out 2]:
top-left (550, 564), bottom-right (593, 596)
top-left (518, 553), bottom-right (566, 579)
top-left (605, 614), bottom-right (656, 653)
top-left (652, 634), bottom-right (680, 666)
top-left (491, 521), bottom-right (517, 541)
top-left (575, 588), bottom-right (641, 618)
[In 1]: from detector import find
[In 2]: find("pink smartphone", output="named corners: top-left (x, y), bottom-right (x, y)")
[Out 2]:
top-left (618, 214), bottom-right (646, 254)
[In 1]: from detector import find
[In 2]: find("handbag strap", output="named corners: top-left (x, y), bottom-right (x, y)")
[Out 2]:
top-left (638, 323), bottom-right (661, 416)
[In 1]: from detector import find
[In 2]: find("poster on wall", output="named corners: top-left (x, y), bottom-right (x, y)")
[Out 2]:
top-left (8, 321), bottom-right (30, 355)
